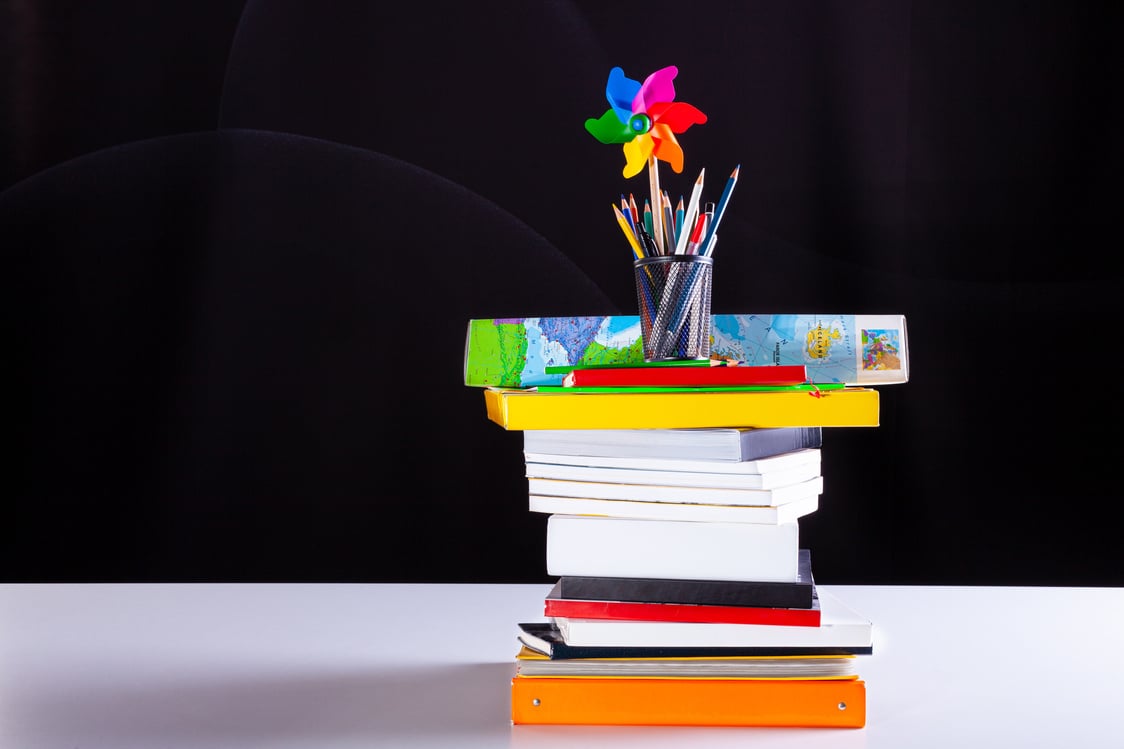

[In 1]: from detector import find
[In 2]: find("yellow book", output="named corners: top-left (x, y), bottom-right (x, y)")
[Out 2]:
top-left (483, 386), bottom-right (879, 430)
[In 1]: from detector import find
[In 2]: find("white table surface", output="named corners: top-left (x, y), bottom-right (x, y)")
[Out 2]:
top-left (1, 583), bottom-right (1122, 748)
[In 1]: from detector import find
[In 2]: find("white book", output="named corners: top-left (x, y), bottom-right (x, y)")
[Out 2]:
top-left (525, 460), bottom-right (821, 490)
top-left (552, 589), bottom-right (872, 649)
top-left (529, 493), bottom-right (818, 525)
top-left (523, 448), bottom-right (821, 475)
top-left (522, 427), bottom-right (822, 462)
top-left (545, 514), bottom-right (801, 582)
top-left (528, 475), bottom-right (824, 508)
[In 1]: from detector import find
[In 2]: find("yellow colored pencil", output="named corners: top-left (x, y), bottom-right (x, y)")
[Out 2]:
top-left (613, 204), bottom-right (644, 259)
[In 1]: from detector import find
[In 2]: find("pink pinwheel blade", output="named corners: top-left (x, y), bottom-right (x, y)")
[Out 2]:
top-left (633, 66), bottom-right (678, 114)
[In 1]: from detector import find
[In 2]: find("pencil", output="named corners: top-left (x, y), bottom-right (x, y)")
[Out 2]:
top-left (701, 164), bottom-right (739, 257)
top-left (613, 204), bottom-right (644, 259)
top-left (661, 191), bottom-right (676, 254)
top-left (675, 197), bottom-right (685, 245)
top-left (675, 167), bottom-right (705, 254)
top-left (647, 154), bottom-right (664, 254)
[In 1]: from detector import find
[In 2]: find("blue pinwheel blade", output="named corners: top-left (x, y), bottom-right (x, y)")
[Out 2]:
top-left (605, 67), bottom-right (641, 123)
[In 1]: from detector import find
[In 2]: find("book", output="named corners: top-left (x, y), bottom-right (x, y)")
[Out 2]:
top-left (484, 386), bottom-right (880, 430)
top-left (556, 549), bottom-right (817, 609)
top-left (530, 475), bottom-right (824, 507)
top-left (552, 589), bottom-right (873, 649)
top-left (513, 646), bottom-right (854, 677)
top-left (524, 446), bottom-right (821, 474)
top-left (517, 621), bottom-right (872, 658)
top-left (464, 313), bottom-right (908, 387)
top-left (523, 427), bottom-right (823, 462)
top-left (510, 675), bottom-right (867, 727)
top-left (524, 460), bottom-right (822, 490)
top-left (542, 581), bottom-right (823, 626)
top-left (529, 493), bottom-right (819, 524)
top-left (562, 363), bottom-right (809, 388)
top-left (546, 515), bottom-right (800, 582)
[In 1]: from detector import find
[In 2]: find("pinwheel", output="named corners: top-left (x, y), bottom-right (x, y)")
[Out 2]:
top-left (585, 65), bottom-right (707, 254)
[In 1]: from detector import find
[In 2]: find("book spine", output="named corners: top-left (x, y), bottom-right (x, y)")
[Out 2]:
top-left (545, 515), bottom-right (800, 582)
top-left (542, 597), bottom-right (822, 626)
top-left (510, 676), bottom-right (866, 727)
top-left (522, 427), bottom-right (824, 462)
top-left (465, 314), bottom-right (908, 387)
top-left (564, 363), bottom-right (809, 388)
top-left (484, 387), bottom-right (881, 430)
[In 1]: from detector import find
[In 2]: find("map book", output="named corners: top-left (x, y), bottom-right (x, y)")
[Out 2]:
top-left (524, 459), bottom-right (821, 490)
top-left (510, 674), bottom-right (866, 727)
top-left (524, 446), bottom-right (821, 474)
top-left (528, 493), bottom-right (819, 524)
top-left (513, 646), bottom-right (853, 677)
top-left (523, 427), bottom-right (822, 462)
top-left (561, 363), bottom-right (809, 388)
top-left (484, 386), bottom-right (880, 430)
top-left (546, 514), bottom-right (800, 582)
top-left (551, 589), bottom-right (873, 649)
top-left (555, 549), bottom-right (817, 609)
top-left (464, 313), bottom-right (908, 388)
top-left (517, 622), bottom-right (872, 658)
top-left (542, 581), bottom-right (823, 626)
top-left (529, 475), bottom-right (824, 507)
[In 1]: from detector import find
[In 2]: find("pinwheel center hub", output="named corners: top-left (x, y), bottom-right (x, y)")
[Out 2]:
top-left (627, 113), bottom-right (652, 135)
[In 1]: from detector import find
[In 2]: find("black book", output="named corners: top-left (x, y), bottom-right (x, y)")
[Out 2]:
top-left (517, 622), bottom-right (872, 660)
top-left (556, 549), bottom-right (816, 610)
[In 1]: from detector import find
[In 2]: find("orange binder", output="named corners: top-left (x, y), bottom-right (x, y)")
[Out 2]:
top-left (510, 675), bottom-right (866, 727)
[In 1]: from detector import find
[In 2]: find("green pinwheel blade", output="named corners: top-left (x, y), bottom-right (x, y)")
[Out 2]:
top-left (585, 109), bottom-right (635, 144)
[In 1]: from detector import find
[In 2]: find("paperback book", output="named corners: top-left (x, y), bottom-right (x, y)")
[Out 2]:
top-left (529, 493), bottom-right (819, 524)
top-left (523, 427), bottom-right (823, 462)
top-left (555, 548), bottom-right (818, 609)
top-left (543, 581), bottom-right (823, 626)
top-left (529, 475), bottom-right (824, 507)
top-left (546, 514), bottom-right (801, 582)
top-left (513, 646), bottom-right (855, 678)
top-left (524, 458), bottom-right (821, 490)
top-left (523, 446), bottom-right (821, 475)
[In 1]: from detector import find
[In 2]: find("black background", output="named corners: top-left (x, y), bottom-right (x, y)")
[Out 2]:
top-left (4, 1), bottom-right (1122, 584)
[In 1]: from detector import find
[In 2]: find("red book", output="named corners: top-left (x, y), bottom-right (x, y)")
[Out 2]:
top-left (562, 363), bottom-right (808, 388)
top-left (544, 582), bottom-right (822, 627)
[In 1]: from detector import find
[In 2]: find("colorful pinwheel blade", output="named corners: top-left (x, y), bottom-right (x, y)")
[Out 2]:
top-left (585, 109), bottom-right (635, 144)
top-left (621, 133), bottom-right (654, 178)
top-left (606, 67), bottom-right (642, 122)
top-left (648, 101), bottom-right (708, 133)
top-left (649, 123), bottom-right (685, 173)
top-left (634, 66), bottom-right (678, 114)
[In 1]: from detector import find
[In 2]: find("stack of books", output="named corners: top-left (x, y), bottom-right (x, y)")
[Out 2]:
top-left (465, 313), bottom-right (909, 728)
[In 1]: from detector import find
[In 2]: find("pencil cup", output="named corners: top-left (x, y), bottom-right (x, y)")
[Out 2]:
top-left (633, 254), bottom-right (714, 361)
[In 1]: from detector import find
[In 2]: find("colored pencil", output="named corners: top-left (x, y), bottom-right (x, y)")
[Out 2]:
top-left (702, 164), bottom-right (740, 257)
top-left (676, 167), bottom-right (705, 254)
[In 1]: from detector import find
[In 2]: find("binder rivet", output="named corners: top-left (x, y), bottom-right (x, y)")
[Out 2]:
top-left (837, 702), bottom-right (847, 711)
top-left (532, 699), bottom-right (541, 707)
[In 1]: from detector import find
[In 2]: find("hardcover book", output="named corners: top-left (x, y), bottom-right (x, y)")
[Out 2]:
top-left (510, 674), bottom-right (866, 727)
top-left (551, 589), bottom-right (873, 649)
top-left (484, 386), bottom-right (880, 430)
top-left (543, 581), bottom-right (823, 626)
top-left (464, 313), bottom-right (908, 387)
top-left (529, 493), bottom-right (819, 524)
top-left (556, 549), bottom-right (817, 609)
top-left (523, 427), bottom-right (823, 462)
top-left (561, 363), bottom-right (809, 388)
top-left (529, 475), bottom-right (824, 508)
top-left (546, 514), bottom-right (801, 582)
